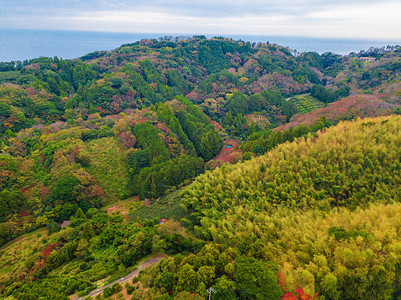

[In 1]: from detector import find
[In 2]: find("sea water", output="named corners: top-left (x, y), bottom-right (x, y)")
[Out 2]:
top-left (0, 29), bottom-right (400, 62)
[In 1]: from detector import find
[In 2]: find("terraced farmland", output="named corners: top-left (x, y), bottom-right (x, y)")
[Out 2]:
top-left (288, 94), bottom-right (325, 114)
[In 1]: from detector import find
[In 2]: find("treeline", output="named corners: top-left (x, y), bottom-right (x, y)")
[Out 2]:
top-left (126, 97), bottom-right (223, 199)
top-left (0, 59), bottom-right (34, 71)
top-left (132, 155), bottom-right (205, 200)
top-left (310, 84), bottom-right (350, 104)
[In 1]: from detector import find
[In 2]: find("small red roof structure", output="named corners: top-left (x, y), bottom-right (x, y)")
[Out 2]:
top-left (160, 218), bottom-right (167, 224)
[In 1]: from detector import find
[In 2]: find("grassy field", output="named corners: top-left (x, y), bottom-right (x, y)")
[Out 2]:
top-left (0, 228), bottom-right (47, 283)
top-left (128, 190), bottom-right (187, 223)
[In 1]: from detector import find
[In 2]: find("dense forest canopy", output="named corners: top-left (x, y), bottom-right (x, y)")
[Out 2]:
top-left (1, 36), bottom-right (401, 299)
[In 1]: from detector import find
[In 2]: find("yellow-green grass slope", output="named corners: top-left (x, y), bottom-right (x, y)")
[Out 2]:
top-left (0, 229), bottom-right (47, 285)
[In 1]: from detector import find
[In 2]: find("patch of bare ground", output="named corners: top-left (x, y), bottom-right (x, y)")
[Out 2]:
top-left (105, 196), bottom-right (139, 221)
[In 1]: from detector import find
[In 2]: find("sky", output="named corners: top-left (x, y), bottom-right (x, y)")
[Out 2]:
top-left (1, 0), bottom-right (401, 39)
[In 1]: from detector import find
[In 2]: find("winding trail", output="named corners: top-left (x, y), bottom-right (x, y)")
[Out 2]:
top-left (73, 254), bottom-right (167, 300)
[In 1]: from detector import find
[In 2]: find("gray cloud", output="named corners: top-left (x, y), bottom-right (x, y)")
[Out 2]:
top-left (1, 0), bottom-right (400, 39)
top-left (2, 0), bottom-right (393, 17)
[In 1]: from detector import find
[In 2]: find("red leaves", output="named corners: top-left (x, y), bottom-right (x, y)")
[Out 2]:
top-left (214, 139), bottom-right (240, 163)
top-left (278, 271), bottom-right (287, 291)
top-left (279, 272), bottom-right (316, 300)
top-left (40, 186), bottom-right (50, 199)
top-left (119, 131), bottom-right (136, 148)
top-left (281, 288), bottom-right (316, 300)
top-left (90, 185), bottom-right (105, 198)
top-left (282, 292), bottom-right (298, 300)
top-left (41, 244), bottom-right (56, 259)
top-left (187, 90), bottom-right (201, 102)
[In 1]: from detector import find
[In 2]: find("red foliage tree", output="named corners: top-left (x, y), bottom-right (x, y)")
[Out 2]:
top-left (279, 272), bottom-right (317, 300)
top-left (41, 244), bottom-right (56, 259)
top-left (281, 288), bottom-right (317, 300)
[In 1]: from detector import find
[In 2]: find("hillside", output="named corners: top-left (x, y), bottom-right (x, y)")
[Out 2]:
top-left (184, 115), bottom-right (401, 214)
top-left (179, 115), bottom-right (401, 298)
top-left (2, 115), bottom-right (401, 299)
top-left (0, 97), bottom-right (221, 247)
top-left (1, 36), bottom-right (401, 299)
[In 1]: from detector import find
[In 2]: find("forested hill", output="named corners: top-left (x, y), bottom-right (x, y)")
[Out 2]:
top-left (0, 36), bottom-right (321, 137)
top-left (180, 115), bottom-right (401, 299)
top-left (1, 36), bottom-right (401, 299)
top-left (1, 36), bottom-right (401, 137)
top-left (0, 97), bottom-right (222, 245)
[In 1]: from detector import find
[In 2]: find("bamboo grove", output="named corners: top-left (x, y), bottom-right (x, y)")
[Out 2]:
top-left (179, 115), bottom-right (401, 299)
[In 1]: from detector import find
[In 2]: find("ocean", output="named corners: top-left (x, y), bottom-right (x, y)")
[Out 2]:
top-left (0, 29), bottom-right (400, 62)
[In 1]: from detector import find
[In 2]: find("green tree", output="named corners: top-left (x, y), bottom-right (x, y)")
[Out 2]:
top-left (176, 263), bottom-right (199, 293)
top-left (197, 266), bottom-right (215, 287)
top-left (225, 92), bottom-right (248, 116)
top-left (234, 257), bottom-right (282, 300)
top-left (128, 149), bottom-right (150, 174)
top-left (75, 208), bottom-right (87, 219)
top-left (82, 222), bottom-right (95, 240)
top-left (52, 176), bottom-right (80, 202)
top-left (199, 131), bottom-right (224, 161)
top-left (213, 275), bottom-right (236, 300)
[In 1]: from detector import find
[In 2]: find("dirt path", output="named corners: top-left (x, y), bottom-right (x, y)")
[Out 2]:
top-left (0, 228), bottom-right (46, 250)
top-left (73, 254), bottom-right (167, 300)
top-left (105, 196), bottom-right (139, 221)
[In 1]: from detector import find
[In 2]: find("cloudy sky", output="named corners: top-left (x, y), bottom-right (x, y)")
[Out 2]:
top-left (1, 0), bottom-right (401, 39)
